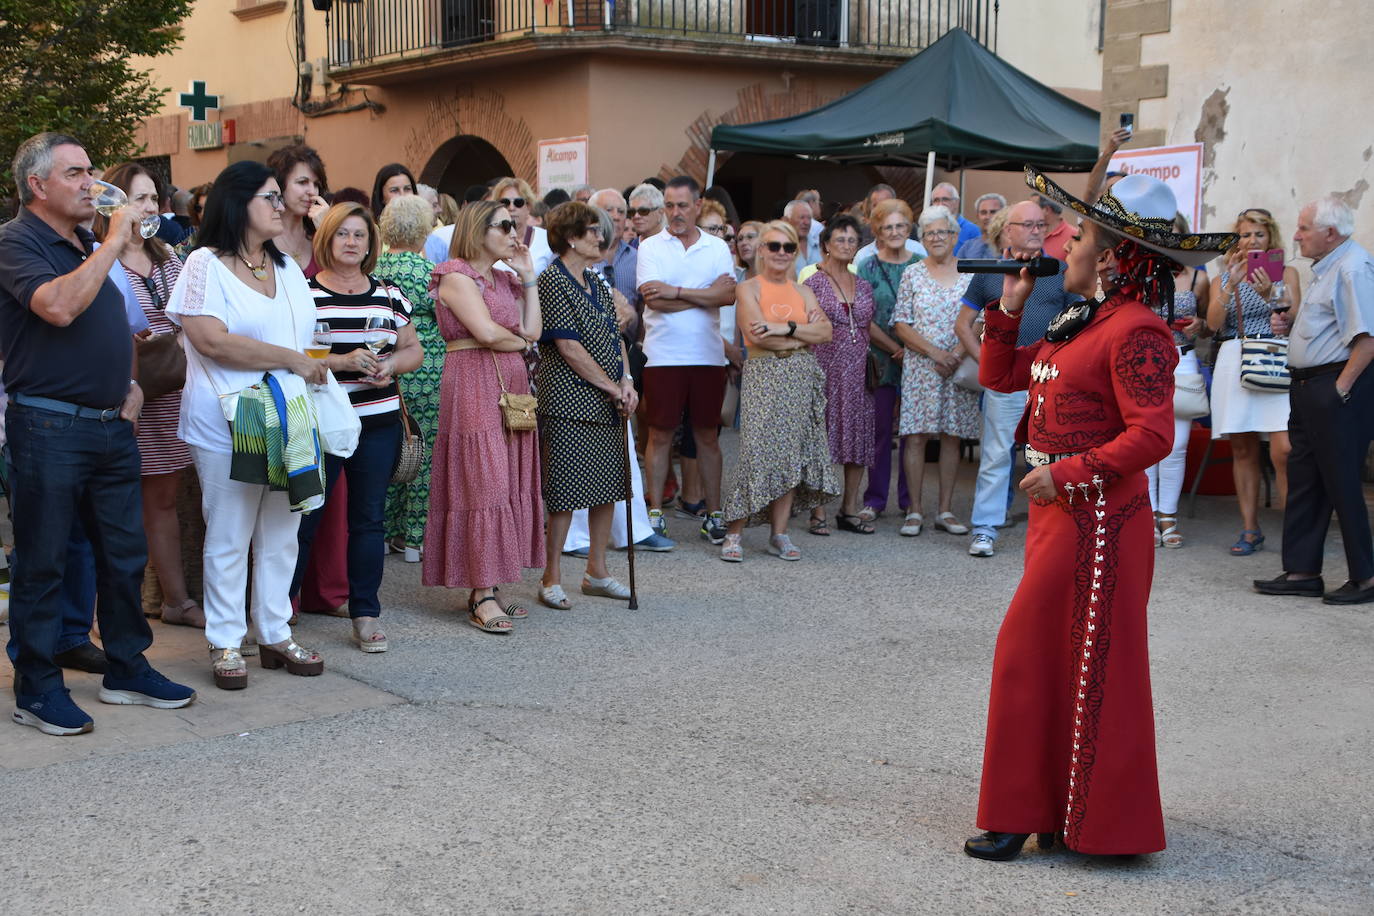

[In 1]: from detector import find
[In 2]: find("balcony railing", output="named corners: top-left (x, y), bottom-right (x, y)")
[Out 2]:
top-left (326, 0), bottom-right (998, 70)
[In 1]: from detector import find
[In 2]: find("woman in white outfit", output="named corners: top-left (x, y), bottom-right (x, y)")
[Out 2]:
top-left (166, 161), bottom-right (328, 690)
top-left (1144, 238), bottom-right (1211, 547)
top-left (1205, 208), bottom-right (1302, 557)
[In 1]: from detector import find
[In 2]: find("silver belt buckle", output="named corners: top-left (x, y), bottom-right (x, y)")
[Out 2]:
top-left (1025, 446), bottom-right (1051, 467)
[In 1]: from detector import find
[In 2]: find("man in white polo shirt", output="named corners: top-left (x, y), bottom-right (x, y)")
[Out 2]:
top-left (637, 175), bottom-right (736, 543)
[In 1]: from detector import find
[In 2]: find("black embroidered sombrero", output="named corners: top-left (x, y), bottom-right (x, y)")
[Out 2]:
top-left (1025, 166), bottom-right (1237, 268)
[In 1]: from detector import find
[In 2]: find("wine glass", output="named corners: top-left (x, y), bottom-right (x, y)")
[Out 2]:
top-left (89, 180), bottom-right (162, 240)
top-left (363, 316), bottom-right (394, 355)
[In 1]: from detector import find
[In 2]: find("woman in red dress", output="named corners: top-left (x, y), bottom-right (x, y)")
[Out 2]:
top-left (965, 169), bottom-right (1237, 860)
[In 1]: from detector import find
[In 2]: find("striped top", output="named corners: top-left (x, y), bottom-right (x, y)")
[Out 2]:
top-left (124, 251), bottom-right (192, 476)
top-left (308, 275), bottom-right (413, 427)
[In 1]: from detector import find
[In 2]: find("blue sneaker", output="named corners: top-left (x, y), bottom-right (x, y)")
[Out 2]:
top-left (637, 532), bottom-right (676, 552)
top-left (564, 545), bottom-right (590, 558)
top-left (99, 668), bottom-right (196, 710)
top-left (13, 688), bottom-right (94, 736)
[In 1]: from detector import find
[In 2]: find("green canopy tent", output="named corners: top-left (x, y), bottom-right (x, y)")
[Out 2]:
top-left (706, 27), bottom-right (1101, 199)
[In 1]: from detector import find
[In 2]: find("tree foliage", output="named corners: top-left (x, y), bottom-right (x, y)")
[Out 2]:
top-left (0, 0), bottom-right (193, 197)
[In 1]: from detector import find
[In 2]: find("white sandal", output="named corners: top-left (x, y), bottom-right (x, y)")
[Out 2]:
top-left (719, 533), bottom-right (744, 562)
top-left (582, 576), bottom-right (631, 600)
top-left (899, 512), bottom-right (924, 537)
top-left (539, 584), bottom-right (572, 610)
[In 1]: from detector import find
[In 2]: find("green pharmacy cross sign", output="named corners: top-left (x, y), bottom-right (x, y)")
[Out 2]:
top-left (179, 80), bottom-right (220, 122)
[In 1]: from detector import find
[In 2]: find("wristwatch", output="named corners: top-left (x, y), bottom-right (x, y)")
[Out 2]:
top-left (786, 320), bottom-right (798, 337)
top-left (1338, 386), bottom-right (1352, 403)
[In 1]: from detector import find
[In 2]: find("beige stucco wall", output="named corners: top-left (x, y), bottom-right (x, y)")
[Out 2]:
top-left (1137, 0), bottom-right (1372, 253)
top-left (997, 0), bottom-right (1104, 94)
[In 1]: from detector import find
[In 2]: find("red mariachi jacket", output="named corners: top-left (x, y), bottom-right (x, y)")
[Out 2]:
top-left (979, 296), bottom-right (1178, 493)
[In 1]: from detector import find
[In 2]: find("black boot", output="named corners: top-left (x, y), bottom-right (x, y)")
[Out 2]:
top-left (964, 832), bottom-right (1027, 860)
top-left (963, 831), bottom-right (1057, 861)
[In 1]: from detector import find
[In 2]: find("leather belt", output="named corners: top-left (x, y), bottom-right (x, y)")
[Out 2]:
top-left (11, 393), bottom-right (122, 421)
top-left (1289, 361), bottom-right (1345, 380)
top-left (445, 338), bottom-right (483, 352)
top-left (1025, 446), bottom-right (1082, 468)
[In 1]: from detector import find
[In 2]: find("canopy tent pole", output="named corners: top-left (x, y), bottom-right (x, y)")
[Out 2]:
top-left (922, 151), bottom-right (936, 208)
top-left (706, 149), bottom-right (717, 188)
top-left (958, 168), bottom-right (966, 217)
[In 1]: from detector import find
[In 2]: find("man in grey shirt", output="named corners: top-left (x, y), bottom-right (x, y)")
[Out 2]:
top-left (1255, 196), bottom-right (1374, 604)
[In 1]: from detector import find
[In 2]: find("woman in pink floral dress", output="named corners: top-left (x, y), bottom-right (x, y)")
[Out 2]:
top-left (892, 206), bottom-right (980, 538)
top-left (803, 214), bottom-right (876, 534)
top-left (423, 201), bottom-right (544, 634)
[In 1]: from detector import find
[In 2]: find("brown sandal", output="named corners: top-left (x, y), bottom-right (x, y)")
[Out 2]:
top-left (259, 639), bottom-right (324, 676)
top-left (161, 599), bottom-right (207, 628)
top-left (209, 646), bottom-right (248, 690)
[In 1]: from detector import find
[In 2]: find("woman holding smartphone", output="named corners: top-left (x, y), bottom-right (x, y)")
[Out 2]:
top-left (1206, 208), bottom-right (1302, 556)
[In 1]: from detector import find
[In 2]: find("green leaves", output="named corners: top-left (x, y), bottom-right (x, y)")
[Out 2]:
top-left (0, 0), bottom-right (193, 197)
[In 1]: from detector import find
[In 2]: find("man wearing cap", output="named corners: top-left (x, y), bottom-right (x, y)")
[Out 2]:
top-left (964, 169), bottom-right (1235, 861)
top-left (0, 132), bottom-right (196, 736)
top-left (1255, 195), bottom-right (1374, 605)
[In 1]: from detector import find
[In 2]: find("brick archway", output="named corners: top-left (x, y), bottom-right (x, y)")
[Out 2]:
top-left (403, 86), bottom-right (537, 187)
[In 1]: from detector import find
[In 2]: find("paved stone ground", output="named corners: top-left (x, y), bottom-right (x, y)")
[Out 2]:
top-left (2, 447), bottom-right (1372, 914)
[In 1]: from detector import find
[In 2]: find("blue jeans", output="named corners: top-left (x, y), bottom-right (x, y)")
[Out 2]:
top-left (5, 519), bottom-right (98, 666)
top-left (970, 389), bottom-right (1028, 540)
top-left (290, 419), bottom-right (401, 618)
top-left (4, 404), bottom-right (151, 695)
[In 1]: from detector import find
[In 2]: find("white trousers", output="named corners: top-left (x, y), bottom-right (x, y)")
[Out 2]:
top-left (192, 446), bottom-right (302, 649)
top-left (563, 434), bottom-right (652, 551)
top-left (1145, 348), bottom-right (1200, 515)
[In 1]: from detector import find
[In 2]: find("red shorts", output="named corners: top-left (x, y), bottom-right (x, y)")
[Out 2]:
top-left (642, 365), bottom-right (727, 431)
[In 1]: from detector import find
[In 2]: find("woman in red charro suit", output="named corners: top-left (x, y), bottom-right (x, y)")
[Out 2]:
top-left (964, 169), bottom-right (1237, 861)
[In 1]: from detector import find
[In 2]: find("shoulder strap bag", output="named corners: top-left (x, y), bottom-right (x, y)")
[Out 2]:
top-left (1234, 279), bottom-right (1290, 393)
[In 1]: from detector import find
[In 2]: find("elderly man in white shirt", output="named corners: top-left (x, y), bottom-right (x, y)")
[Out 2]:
top-left (1255, 195), bottom-right (1374, 605)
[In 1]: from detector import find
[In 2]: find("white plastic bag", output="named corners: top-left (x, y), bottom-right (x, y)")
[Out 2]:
top-left (312, 370), bottom-right (361, 458)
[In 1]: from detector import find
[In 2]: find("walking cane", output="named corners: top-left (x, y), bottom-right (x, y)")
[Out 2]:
top-left (622, 414), bottom-right (639, 610)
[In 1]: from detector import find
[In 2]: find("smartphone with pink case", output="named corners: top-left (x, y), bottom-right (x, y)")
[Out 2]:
top-left (1247, 248), bottom-right (1285, 283)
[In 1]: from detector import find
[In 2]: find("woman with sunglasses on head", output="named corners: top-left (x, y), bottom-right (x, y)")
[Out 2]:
top-left (855, 198), bottom-right (920, 524)
top-left (891, 206), bottom-right (979, 538)
top-left (488, 177), bottom-right (554, 276)
top-left (719, 221), bottom-right (839, 562)
top-left (803, 214), bottom-right (876, 534)
top-left (95, 163), bottom-right (201, 628)
top-left (1206, 207), bottom-right (1303, 556)
top-left (165, 161), bottom-right (329, 688)
top-left (424, 202), bottom-right (544, 633)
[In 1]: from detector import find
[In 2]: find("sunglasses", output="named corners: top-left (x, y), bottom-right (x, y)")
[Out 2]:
top-left (488, 219), bottom-right (516, 234)
top-left (498, 197), bottom-right (527, 209)
top-left (763, 241), bottom-right (799, 254)
top-left (630, 206), bottom-right (661, 217)
top-left (723, 234), bottom-right (736, 243)
top-left (141, 275), bottom-right (166, 311)
top-left (1239, 208), bottom-right (1272, 219)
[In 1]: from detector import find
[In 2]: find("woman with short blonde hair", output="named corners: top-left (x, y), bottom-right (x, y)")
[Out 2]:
top-left (311, 202), bottom-right (380, 275)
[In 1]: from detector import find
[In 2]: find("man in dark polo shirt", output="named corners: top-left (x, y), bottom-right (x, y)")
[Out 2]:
top-left (0, 131), bottom-right (194, 736)
top-left (954, 199), bottom-right (1081, 558)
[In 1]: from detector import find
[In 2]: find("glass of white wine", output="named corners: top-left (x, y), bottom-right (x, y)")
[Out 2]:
top-left (363, 316), bottom-right (394, 382)
top-left (89, 180), bottom-right (161, 239)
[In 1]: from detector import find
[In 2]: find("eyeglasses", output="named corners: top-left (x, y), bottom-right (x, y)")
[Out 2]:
top-left (763, 241), bottom-right (799, 254)
top-left (879, 223), bottom-right (911, 233)
top-left (630, 207), bottom-right (661, 217)
top-left (253, 192), bottom-right (285, 209)
top-left (498, 197), bottom-right (527, 209)
top-left (1006, 220), bottom-right (1048, 231)
top-left (922, 229), bottom-right (955, 240)
top-left (828, 236), bottom-right (860, 246)
top-left (488, 219), bottom-right (516, 234)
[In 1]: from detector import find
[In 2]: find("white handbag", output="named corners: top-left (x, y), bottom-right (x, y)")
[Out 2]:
top-left (953, 355), bottom-right (983, 393)
top-left (312, 370), bottom-right (361, 457)
top-left (1173, 372), bottom-right (1209, 419)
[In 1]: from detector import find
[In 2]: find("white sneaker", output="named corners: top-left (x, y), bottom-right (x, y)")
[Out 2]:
top-left (969, 534), bottom-right (995, 557)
